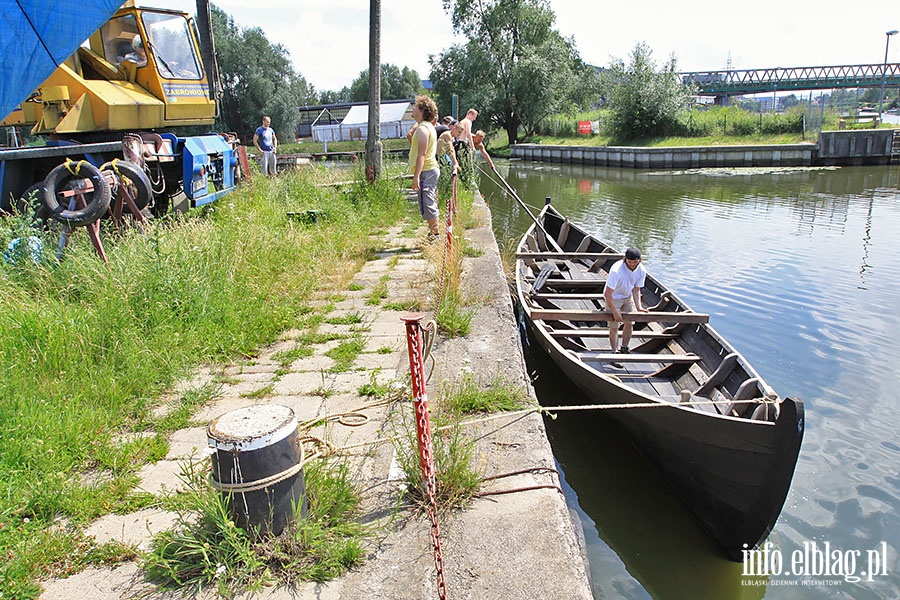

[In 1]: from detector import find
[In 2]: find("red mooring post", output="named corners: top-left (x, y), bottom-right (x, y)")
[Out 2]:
top-left (445, 195), bottom-right (453, 252)
top-left (401, 313), bottom-right (448, 599)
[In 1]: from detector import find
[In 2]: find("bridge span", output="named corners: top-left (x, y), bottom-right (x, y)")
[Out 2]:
top-left (681, 63), bottom-right (900, 97)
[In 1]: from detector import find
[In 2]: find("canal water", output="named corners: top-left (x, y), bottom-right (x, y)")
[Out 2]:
top-left (479, 162), bottom-right (900, 599)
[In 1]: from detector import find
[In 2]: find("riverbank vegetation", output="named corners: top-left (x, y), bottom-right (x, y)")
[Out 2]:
top-left (0, 164), bottom-right (413, 598)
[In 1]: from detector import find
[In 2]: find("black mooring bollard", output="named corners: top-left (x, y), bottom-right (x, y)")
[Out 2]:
top-left (207, 404), bottom-right (308, 536)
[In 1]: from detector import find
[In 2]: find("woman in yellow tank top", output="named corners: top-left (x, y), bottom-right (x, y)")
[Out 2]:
top-left (409, 95), bottom-right (441, 239)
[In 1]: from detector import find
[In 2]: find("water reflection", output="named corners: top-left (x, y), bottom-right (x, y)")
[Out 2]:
top-left (523, 327), bottom-right (765, 600)
top-left (486, 162), bottom-right (900, 598)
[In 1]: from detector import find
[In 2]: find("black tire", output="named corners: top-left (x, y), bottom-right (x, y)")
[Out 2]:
top-left (42, 161), bottom-right (111, 226)
top-left (102, 160), bottom-right (153, 212)
top-left (15, 182), bottom-right (52, 227)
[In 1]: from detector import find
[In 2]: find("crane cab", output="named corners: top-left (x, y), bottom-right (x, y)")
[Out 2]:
top-left (1, 4), bottom-right (216, 136)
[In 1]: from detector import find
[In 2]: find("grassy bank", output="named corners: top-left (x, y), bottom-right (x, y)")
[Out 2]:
top-left (0, 163), bottom-right (414, 598)
top-left (280, 138), bottom-right (411, 155)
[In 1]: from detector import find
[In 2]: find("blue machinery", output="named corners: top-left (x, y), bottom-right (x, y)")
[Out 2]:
top-left (0, 134), bottom-right (236, 214)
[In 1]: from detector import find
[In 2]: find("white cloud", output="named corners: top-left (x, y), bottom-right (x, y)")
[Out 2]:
top-left (138, 0), bottom-right (900, 90)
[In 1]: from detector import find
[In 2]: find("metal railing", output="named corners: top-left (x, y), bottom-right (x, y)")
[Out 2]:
top-left (681, 64), bottom-right (900, 95)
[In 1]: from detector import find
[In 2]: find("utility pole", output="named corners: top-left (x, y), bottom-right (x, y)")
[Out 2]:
top-left (878, 30), bottom-right (898, 125)
top-left (365, 0), bottom-right (383, 182)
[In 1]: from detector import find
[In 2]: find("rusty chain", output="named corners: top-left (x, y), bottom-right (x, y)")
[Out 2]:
top-left (403, 315), bottom-right (448, 599)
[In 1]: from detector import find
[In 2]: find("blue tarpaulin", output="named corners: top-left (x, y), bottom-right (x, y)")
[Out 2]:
top-left (0, 0), bottom-right (124, 121)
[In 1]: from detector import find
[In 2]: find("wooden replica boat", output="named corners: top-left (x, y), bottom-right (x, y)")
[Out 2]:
top-left (515, 202), bottom-right (804, 561)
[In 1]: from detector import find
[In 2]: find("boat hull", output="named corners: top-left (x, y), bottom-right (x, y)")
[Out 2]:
top-left (527, 320), bottom-right (803, 560)
top-left (516, 203), bottom-right (804, 561)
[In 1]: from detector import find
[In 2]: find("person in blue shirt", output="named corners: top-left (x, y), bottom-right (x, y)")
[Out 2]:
top-left (253, 116), bottom-right (278, 176)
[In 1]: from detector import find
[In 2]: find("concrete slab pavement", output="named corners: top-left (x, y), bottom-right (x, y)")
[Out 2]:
top-left (39, 194), bottom-right (592, 600)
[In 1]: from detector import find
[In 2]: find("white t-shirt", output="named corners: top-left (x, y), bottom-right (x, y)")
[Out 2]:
top-left (605, 259), bottom-right (646, 300)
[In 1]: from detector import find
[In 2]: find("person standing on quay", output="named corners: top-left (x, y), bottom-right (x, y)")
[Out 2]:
top-left (455, 108), bottom-right (477, 147)
top-left (471, 129), bottom-right (496, 171)
top-left (253, 115), bottom-right (278, 176)
top-left (409, 95), bottom-right (441, 240)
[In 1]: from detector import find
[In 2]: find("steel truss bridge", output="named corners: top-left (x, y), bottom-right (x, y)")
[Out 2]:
top-left (680, 64), bottom-right (900, 96)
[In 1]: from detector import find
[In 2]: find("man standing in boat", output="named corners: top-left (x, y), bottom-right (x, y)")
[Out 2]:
top-left (603, 247), bottom-right (648, 356)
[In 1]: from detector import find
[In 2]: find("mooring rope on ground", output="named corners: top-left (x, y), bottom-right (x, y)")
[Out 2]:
top-left (476, 466), bottom-right (564, 498)
top-left (306, 395), bottom-right (778, 459)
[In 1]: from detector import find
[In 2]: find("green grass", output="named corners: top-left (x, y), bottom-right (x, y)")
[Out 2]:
top-left (239, 384), bottom-right (275, 399)
top-left (383, 298), bottom-right (422, 311)
top-left (143, 458), bottom-right (366, 596)
top-left (391, 407), bottom-right (481, 512)
top-left (325, 337), bottom-right (367, 373)
top-left (297, 331), bottom-right (348, 345)
top-left (365, 275), bottom-right (390, 306)
top-left (441, 371), bottom-right (530, 415)
top-left (435, 289), bottom-right (474, 338)
top-left (154, 383), bottom-right (221, 434)
top-left (324, 311), bottom-right (365, 325)
top-left (0, 161), bottom-right (413, 598)
top-left (357, 369), bottom-right (401, 398)
top-left (272, 346), bottom-right (315, 366)
top-left (280, 138), bottom-right (410, 155)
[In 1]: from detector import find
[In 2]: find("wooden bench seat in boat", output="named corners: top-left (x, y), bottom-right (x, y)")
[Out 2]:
top-left (529, 309), bottom-right (709, 324)
top-left (516, 251), bottom-right (624, 260)
top-left (549, 329), bottom-right (680, 340)
top-left (574, 352), bottom-right (701, 364)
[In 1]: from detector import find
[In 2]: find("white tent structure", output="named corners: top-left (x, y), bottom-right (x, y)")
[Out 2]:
top-left (312, 100), bottom-right (414, 143)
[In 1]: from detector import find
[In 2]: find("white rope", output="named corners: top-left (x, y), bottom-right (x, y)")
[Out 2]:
top-left (211, 439), bottom-right (307, 494)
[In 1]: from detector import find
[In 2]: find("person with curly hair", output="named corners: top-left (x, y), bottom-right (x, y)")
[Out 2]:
top-left (408, 95), bottom-right (440, 240)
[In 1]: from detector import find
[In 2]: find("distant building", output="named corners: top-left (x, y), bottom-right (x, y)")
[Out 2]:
top-left (309, 100), bottom-right (414, 143)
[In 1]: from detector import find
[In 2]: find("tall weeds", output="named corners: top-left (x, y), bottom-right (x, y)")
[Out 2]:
top-left (0, 163), bottom-right (411, 598)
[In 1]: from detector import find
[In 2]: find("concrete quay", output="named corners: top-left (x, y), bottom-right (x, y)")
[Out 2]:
top-left (511, 128), bottom-right (898, 168)
top-left (39, 194), bottom-right (592, 599)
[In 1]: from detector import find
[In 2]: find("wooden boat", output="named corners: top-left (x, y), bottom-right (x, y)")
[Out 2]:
top-left (515, 202), bottom-right (804, 561)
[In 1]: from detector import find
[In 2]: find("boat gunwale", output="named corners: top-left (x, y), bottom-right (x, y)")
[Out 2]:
top-left (514, 203), bottom-right (779, 424)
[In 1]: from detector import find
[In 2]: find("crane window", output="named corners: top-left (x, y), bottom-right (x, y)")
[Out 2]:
top-left (141, 12), bottom-right (203, 80)
top-left (100, 15), bottom-right (146, 67)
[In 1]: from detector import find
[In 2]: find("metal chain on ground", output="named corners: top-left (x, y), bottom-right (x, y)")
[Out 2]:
top-left (433, 191), bottom-right (452, 318)
top-left (402, 315), bottom-right (448, 600)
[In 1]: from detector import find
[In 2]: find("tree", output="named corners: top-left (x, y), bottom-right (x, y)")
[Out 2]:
top-left (210, 6), bottom-right (316, 138)
top-left (601, 43), bottom-right (691, 140)
top-left (319, 88), bottom-right (351, 104)
top-left (782, 94), bottom-right (800, 109)
top-left (348, 64), bottom-right (422, 101)
top-left (430, 0), bottom-right (596, 144)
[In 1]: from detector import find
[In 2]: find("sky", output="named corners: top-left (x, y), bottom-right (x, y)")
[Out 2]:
top-left (147, 0), bottom-right (900, 93)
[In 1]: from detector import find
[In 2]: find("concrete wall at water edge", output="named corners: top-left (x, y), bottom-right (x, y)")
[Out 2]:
top-left (511, 129), bottom-right (898, 168)
top-left (510, 143), bottom-right (815, 168)
top-left (817, 129), bottom-right (896, 166)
